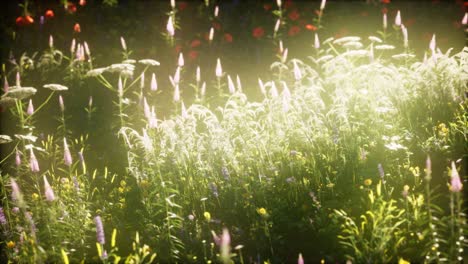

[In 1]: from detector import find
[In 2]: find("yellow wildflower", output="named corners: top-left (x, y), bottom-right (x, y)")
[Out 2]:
top-left (364, 179), bottom-right (372, 186)
top-left (6, 241), bottom-right (15, 249)
top-left (204, 212), bottom-right (211, 222)
top-left (31, 193), bottom-right (39, 201)
top-left (257, 207), bottom-right (267, 216)
top-left (398, 258), bottom-right (410, 264)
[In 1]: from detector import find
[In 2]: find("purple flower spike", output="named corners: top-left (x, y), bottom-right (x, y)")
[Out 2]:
top-left (0, 207), bottom-right (7, 225)
top-left (450, 161), bottom-right (463, 193)
top-left (94, 216), bottom-right (105, 244)
top-left (27, 99), bottom-right (34, 115)
top-left (63, 138), bottom-right (73, 166)
top-left (29, 149), bottom-right (40, 173)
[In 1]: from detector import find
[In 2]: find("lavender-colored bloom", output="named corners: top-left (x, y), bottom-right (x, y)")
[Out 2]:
top-left (94, 216), bottom-right (105, 244)
top-left (15, 149), bottom-right (21, 167)
top-left (221, 166), bottom-right (230, 180)
top-left (30, 149), bottom-right (40, 173)
top-left (209, 182), bottom-right (219, 198)
top-left (0, 207), bottom-right (7, 225)
top-left (378, 163), bottom-right (385, 181)
top-left (151, 73), bottom-right (158, 91)
top-left (72, 176), bottom-right (80, 192)
top-left (10, 178), bottom-right (22, 202)
top-left (220, 228), bottom-right (231, 262)
top-left (24, 211), bottom-right (37, 235)
top-left (43, 176), bottom-right (55, 202)
top-left (450, 161), bottom-right (463, 193)
top-left (11, 207), bottom-right (20, 214)
top-left (27, 99), bottom-right (34, 115)
top-left (40, 16), bottom-right (44, 25)
top-left (63, 138), bottom-right (73, 166)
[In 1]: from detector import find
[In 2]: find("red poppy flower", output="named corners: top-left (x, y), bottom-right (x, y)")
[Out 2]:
top-left (284, 0), bottom-right (293, 9)
top-left (212, 22), bottom-right (221, 31)
top-left (74, 23), bottom-right (81, 33)
top-left (305, 24), bottom-right (317, 31)
top-left (67, 2), bottom-right (77, 13)
top-left (189, 50), bottom-right (199, 61)
top-left (224, 33), bottom-right (233, 43)
top-left (263, 4), bottom-right (272, 11)
top-left (288, 25), bottom-right (300, 36)
top-left (16, 16), bottom-right (25, 26)
top-left (178, 2), bottom-right (188, 11)
top-left (24, 15), bottom-right (34, 25)
top-left (288, 10), bottom-right (300, 21)
top-left (45, 10), bottom-right (54, 19)
top-left (252, 26), bottom-right (265, 39)
top-left (381, 0), bottom-right (390, 4)
top-left (79, 0), bottom-right (86, 6)
top-left (190, 39), bottom-right (201, 48)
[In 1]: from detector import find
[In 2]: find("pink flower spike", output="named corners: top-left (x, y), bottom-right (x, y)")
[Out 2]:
top-left (314, 33), bottom-right (320, 49)
top-left (174, 67), bottom-right (181, 85)
top-left (227, 75), bottom-right (235, 94)
top-left (27, 99), bottom-right (34, 115)
top-left (401, 25), bottom-right (408, 48)
top-left (151, 73), bottom-right (158, 91)
top-left (43, 175), bottom-right (55, 202)
top-left (118, 77), bottom-right (123, 97)
top-left (173, 85), bottom-right (180, 102)
top-left (258, 78), bottom-right (266, 96)
top-left (426, 156), bottom-right (432, 179)
top-left (181, 101), bottom-right (188, 119)
top-left (16, 72), bottom-right (21, 87)
top-left (140, 72), bottom-right (145, 89)
top-left (236, 75), bottom-right (242, 92)
top-left (201, 82), bottom-right (206, 97)
top-left (59, 95), bottom-right (65, 112)
top-left (196, 66), bottom-right (201, 83)
top-left (15, 149), bottom-right (21, 167)
top-left (71, 38), bottom-right (76, 54)
top-left (215, 58), bottom-right (222, 77)
top-left (298, 253), bottom-right (304, 264)
top-left (429, 34), bottom-right (436, 52)
top-left (293, 60), bottom-right (302, 81)
top-left (143, 97), bottom-right (150, 118)
top-left (214, 5), bottom-right (219, 17)
top-left (281, 48), bottom-right (288, 63)
top-left (30, 148), bottom-right (40, 173)
top-left (167, 16), bottom-right (175, 36)
top-left (178, 53), bottom-right (184, 67)
top-left (10, 178), bottom-right (22, 202)
top-left (383, 13), bottom-right (387, 30)
top-left (462, 13), bottom-right (468, 25)
top-left (395, 10), bottom-right (401, 26)
top-left (63, 138), bottom-right (73, 166)
top-left (450, 161), bottom-right (463, 192)
top-left (120, 36), bottom-right (127, 51)
top-left (84, 41), bottom-right (90, 56)
top-left (320, 0), bottom-right (326, 11)
top-left (220, 228), bottom-right (231, 262)
top-left (49, 35), bottom-right (54, 48)
top-left (209, 27), bottom-right (214, 42)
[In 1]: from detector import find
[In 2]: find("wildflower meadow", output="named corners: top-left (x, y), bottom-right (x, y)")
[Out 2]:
top-left (0, 0), bottom-right (467, 263)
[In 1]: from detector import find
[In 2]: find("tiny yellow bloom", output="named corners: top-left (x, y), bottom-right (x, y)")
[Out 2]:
top-left (403, 185), bottom-right (410, 192)
top-left (398, 258), bottom-right (410, 264)
top-left (6, 241), bottom-right (15, 249)
top-left (257, 207), bottom-right (267, 216)
top-left (204, 211), bottom-right (211, 222)
top-left (364, 179), bottom-right (372, 186)
top-left (31, 193), bottom-right (39, 201)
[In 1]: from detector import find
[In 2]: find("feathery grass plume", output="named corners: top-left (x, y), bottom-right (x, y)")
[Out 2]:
top-left (196, 66), bottom-right (201, 83)
top-left (27, 99), bottom-right (34, 115)
top-left (220, 228), bottom-right (231, 263)
top-left (151, 73), bottom-right (158, 91)
top-left (274, 19), bottom-right (281, 34)
top-left (293, 60), bottom-right (302, 81)
top-left (30, 148), bottom-right (40, 173)
top-left (401, 25), bottom-right (408, 48)
top-left (49, 35), bottom-right (54, 48)
top-left (70, 38), bottom-right (76, 53)
top-left (209, 27), bottom-right (215, 42)
top-left (59, 95), bottom-right (65, 112)
top-left (118, 76), bottom-right (123, 97)
top-left (167, 16), bottom-right (175, 36)
top-left (43, 175), bottom-right (55, 202)
top-left (0, 207), bottom-right (7, 225)
top-left (227, 75), bottom-right (235, 94)
top-left (174, 84), bottom-right (180, 102)
top-left (178, 53), bottom-right (184, 67)
top-left (314, 33), bottom-right (320, 49)
top-left (320, 0), bottom-right (326, 11)
top-left (120, 36), bottom-right (127, 51)
top-left (298, 253), bottom-right (304, 264)
top-left (63, 138), bottom-right (72, 166)
top-left (94, 216), bottom-right (105, 244)
top-left (450, 161), bottom-right (462, 192)
top-left (216, 58), bottom-right (223, 77)
top-left (383, 13), bottom-right (387, 30)
top-left (395, 10), bottom-right (401, 26)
